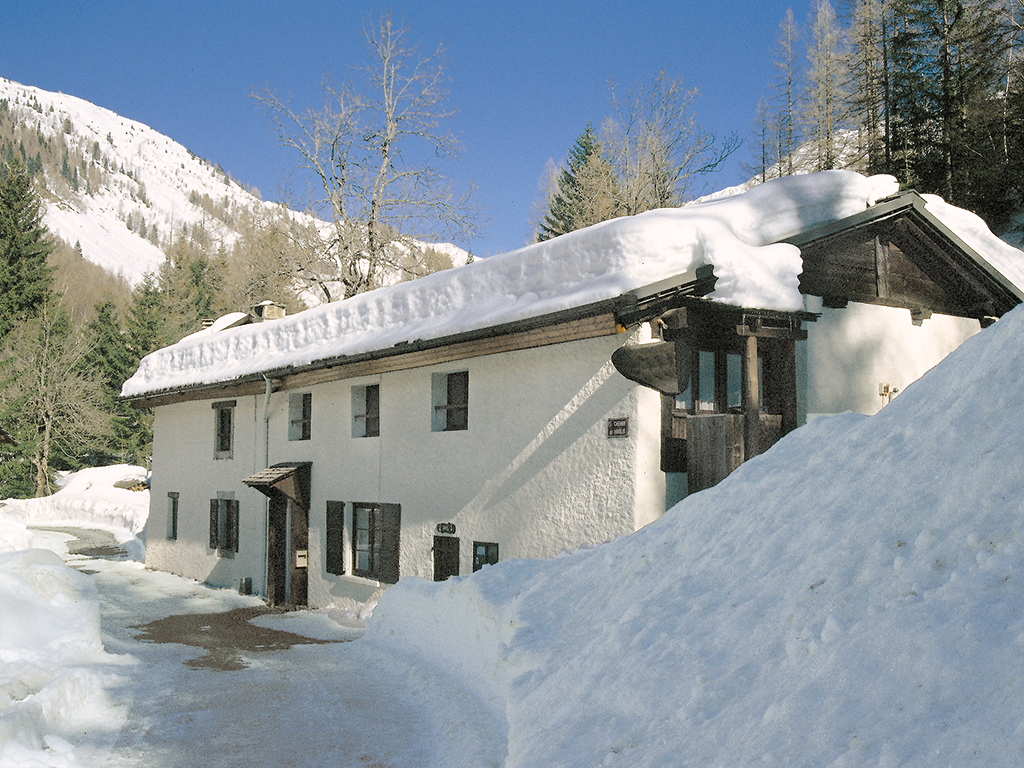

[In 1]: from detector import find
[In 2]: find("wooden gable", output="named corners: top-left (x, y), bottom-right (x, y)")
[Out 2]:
top-left (786, 192), bottom-right (1023, 323)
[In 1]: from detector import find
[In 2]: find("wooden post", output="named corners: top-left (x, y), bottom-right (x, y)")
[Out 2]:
top-left (743, 334), bottom-right (760, 460)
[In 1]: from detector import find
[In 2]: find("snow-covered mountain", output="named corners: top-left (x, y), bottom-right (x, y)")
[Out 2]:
top-left (0, 77), bottom-right (299, 286)
top-left (0, 77), bottom-right (468, 292)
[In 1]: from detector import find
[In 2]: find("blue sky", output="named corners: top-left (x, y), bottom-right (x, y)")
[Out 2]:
top-left (2, 0), bottom-right (803, 256)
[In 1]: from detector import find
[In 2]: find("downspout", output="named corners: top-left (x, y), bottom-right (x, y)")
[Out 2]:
top-left (262, 374), bottom-right (272, 598)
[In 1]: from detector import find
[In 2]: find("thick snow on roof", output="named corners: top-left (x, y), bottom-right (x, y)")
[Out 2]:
top-left (122, 171), bottom-right (903, 397)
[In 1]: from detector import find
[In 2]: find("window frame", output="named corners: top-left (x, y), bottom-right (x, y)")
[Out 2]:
top-left (432, 370), bottom-right (469, 432)
top-left (288, 392), bottom-right (312, 441)
top-left (350, 502), bottom-right (400, 583)
top-left (209, 495), bottom-right (239, 557)
top-left (351, 383), bottom-right (380, 438)
top-left (212, 400), bottom-right (236, 459)
top-left (166, 492), bottom-right (179, 541)
top-left (472, 541), bottom-right (499, 572)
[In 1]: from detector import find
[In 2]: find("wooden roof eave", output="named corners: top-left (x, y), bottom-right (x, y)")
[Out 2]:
top-left (784, 191), bottom-right (1024, 318)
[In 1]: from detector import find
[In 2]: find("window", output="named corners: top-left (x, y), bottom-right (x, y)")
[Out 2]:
top-left (212, 400), bottom-right (235, 459)
top-left (351, 503), bottom-right (401, 583)
top-left (432, 371), bottom-right (469, 431)
top-left (674, 349), bottom-right (764, 415)
top-left (288, 392), bottom-right (312, 441)
top-left (473, 541), bottom-right (499, 572)
top-left (166, 492), bottom-right (178, 540)
top-left (351, 384), bottom-right (380, 438)
top-left (209, 495), bottom-right (239, 557)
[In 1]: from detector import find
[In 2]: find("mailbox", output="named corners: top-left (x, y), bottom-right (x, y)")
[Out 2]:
top-left (295, 549), bottom-right (308, 568)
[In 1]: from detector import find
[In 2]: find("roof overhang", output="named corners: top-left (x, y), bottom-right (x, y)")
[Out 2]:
top-left (242, 462), bottom-right (310, 510)
top-left (784, 191), bottom-right (1024, 320)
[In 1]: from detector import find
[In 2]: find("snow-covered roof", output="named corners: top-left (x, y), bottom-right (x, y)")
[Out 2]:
top-left (120, 171), bottom-right (1022, 399)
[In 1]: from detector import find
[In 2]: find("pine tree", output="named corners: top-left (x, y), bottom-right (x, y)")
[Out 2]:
top-left (537, 124), bottom-right (619, 241)
top-left (0, 157), bottom-right (54, 341)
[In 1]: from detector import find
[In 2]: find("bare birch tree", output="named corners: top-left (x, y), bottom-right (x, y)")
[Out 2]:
top-left (253, 13), bottom-right (476, 301)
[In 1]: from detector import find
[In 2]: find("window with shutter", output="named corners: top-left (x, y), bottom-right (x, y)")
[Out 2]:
top-left (351, 384), bottom-right (380, 438)
top-left (473, 541), bottom-right (499, 571)
top-left (209, 496), bottom-right (239, 557)
top-left (288, 392), bottom-right (312, 441)
top-left (212, 401), bottom-right (236, 459)
top-left (431, 371), bottom-right (469, 431)
top-left (350, 502), bottom-right (401, 583)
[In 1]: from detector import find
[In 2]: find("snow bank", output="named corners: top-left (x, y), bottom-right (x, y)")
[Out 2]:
top-left (0, 516), bottom-right (126, 768)
top-left (1, 466), bottom-right (149, 560)
top-left (366, 302), bottom-right (1024, 767)
top-left (121, 171), bottom-right (899, 398)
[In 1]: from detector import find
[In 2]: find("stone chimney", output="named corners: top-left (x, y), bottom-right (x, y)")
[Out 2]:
top-left (249, 301), bottom-right (286, 322)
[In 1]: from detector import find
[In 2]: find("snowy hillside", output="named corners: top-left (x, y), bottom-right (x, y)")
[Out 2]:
top-left (0, 77), bottom-right (297, 285)
top-left (0, 77), bottom-right (468, 290)
top-left (367, 301), bottom-right (1024, 767)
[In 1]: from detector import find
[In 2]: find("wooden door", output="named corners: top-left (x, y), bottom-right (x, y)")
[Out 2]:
top-left (289, 499), bottom-right (308, 606)
top-left (433, 535), bottom-right (459, 581)
top-left (686, 414), bottom-right (745, 494)
top-left (267, 495), bottom-right (287, 606)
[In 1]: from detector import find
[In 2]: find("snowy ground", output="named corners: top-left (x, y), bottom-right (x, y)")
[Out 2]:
top-left (6, 303), bottom-right (1024, 766)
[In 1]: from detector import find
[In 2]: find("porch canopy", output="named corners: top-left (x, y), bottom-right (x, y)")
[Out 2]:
top-left (242, 462), bottom-right (310, 511)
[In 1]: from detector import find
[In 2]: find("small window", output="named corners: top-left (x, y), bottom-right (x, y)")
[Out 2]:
top-left (209, 496), bottom-right (239, 557)
top-left (473, 541), bottom-right (499, 572)
top-left (351, 384), bottom-right (380, 438)
top-left (212, 400), bottom-right (235, 459)
top-left (288, 392), bottom-right (312, 441)
top-left (351, 502), bottom-right (401, 583)
top-left (432, 371), bottom-right (469, 432)
top-left (166, 492), bottom-right (179, 540)
top-left (726, 352), bottom-right (742, 411)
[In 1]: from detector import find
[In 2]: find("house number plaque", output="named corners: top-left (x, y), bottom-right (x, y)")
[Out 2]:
top-left (436, 522), bottom-right (457, 535)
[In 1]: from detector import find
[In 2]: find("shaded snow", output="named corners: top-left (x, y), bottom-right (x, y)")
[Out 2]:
top-left (366, 301), bottom-right (1024, 767)
top-left (121, 170), bottom-right (901, 397)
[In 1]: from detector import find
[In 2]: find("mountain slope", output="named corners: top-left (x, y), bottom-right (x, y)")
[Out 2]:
top-left (0, 77), bottom-right (294, 285)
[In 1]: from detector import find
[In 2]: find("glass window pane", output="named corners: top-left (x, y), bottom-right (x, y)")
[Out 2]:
top-left (697, 350), bottom-right (716, 411)
top-left (726, 352), bottom-right (742, 410)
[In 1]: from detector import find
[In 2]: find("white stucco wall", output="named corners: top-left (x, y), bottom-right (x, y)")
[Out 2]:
top-left (145, 396), bottom-right (269, 595)
top-left (145, 329), bottom-right (666, 608)
top-left (801, 296), bottom-right (981, 419)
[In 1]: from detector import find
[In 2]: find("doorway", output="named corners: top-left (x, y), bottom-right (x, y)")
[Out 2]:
top-left (433, 535), bottom-right (459, 581)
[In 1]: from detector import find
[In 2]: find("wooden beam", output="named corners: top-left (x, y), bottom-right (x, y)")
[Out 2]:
top-left (742, 334), bottom-right (760, 462)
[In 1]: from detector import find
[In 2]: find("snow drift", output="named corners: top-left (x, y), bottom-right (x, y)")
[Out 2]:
top-left (366, 301), bottom-right (1024, 767)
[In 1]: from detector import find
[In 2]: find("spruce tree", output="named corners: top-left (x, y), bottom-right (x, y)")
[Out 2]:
top-left (538, 124), bottom-right (619, 241)
top-left (0, 157), bottom-right (54, 341)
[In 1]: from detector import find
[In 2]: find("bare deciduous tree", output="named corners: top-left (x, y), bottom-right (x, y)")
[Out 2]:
top-left (602, 71), bottom-right (740, 215)
top-left (253, 13), bottom-right (477, 301)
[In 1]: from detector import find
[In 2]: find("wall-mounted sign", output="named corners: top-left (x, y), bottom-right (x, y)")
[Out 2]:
top-left (607, 417), bottom-right (630, 438)
top-left (436, 522), bottom-right (457, 535)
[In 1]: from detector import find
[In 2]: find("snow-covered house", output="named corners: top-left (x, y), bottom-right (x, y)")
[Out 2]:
top-left (122, 171), bottom-right (1023, 608)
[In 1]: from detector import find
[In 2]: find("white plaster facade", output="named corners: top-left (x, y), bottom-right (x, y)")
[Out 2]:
top-left (145, 327), bottom-right (668, 607)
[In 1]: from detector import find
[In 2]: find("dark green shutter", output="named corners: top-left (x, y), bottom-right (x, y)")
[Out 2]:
top-left (378, 503), bottom-right (401, 584)
top-left (209, 499), bottom-right (219, 549)
top-left (326, 501), bottom-right (345, 575)
top-left (226, 500), bottom-right (239, 552)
